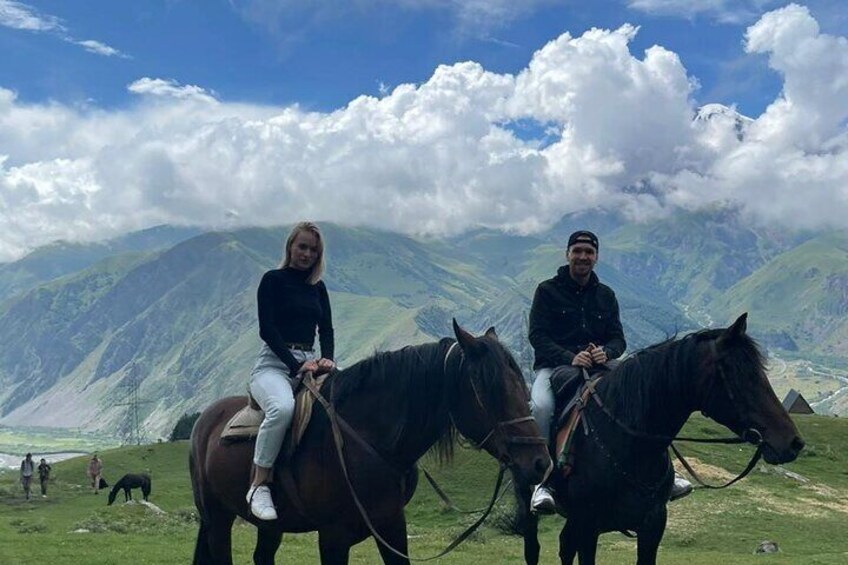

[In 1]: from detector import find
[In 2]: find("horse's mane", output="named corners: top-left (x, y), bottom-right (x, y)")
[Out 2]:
top-left (324, 338), bottom-right (458, 460)
top-left (600, 328), bottom-right (765, 428)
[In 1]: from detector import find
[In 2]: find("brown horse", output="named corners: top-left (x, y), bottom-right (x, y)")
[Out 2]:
top-left (514, 314), bottom-right (805, 565)
top-left (190, 322), bottom-right (551, 564)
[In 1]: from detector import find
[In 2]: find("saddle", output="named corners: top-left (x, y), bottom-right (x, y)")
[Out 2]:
top-left (550, 367), bottom-right (604, 477)
top-left (220, 372), bottom-right (329, 449)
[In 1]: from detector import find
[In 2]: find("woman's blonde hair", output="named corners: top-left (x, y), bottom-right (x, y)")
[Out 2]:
top-left (280, 221), bottom-right (325, 285)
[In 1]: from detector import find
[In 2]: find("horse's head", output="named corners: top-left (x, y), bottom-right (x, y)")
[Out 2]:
top-left (449, 320), bottom-right (552, 485)
top-left (699, 313), bottom-right (804, 464)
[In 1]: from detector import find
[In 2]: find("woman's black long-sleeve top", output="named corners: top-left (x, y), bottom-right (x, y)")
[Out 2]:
top-left (257, 267), bottom-right (334, 374)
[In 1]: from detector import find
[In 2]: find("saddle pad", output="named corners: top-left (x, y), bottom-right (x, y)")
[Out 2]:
top-left (291, 373), bottom-right (328, 445)
top-left (554, 377), bottom-right (601, 477)
top-left (220, 374), bottom-right (329, 446)
top-left (220, 403), bottom-right (263, 441)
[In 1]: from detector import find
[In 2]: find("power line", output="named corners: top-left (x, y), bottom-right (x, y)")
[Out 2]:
top-left (115, 363), bottom-right (152, 446)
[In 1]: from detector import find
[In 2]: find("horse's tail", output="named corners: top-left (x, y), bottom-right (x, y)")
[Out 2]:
top-left (189, 406), bottom-right (219, 565)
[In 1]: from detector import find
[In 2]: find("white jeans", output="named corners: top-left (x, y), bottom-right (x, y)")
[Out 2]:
top-left (530, 368), bottom-right (555, 445)
top-left (249, 344), bottom-right (315, 468)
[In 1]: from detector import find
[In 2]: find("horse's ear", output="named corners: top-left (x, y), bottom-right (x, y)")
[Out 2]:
top-left (484, 326), bottom-right (498, 340)
top-left (724, 313), bottom-right (748, 340)
top-left (453, 319), bottom-right (480, 354)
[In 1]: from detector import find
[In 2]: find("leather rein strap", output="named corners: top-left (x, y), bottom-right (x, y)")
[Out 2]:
top-left (300, 369), bottom-right (507, 561)
top-left (579, 337), bottom-right (765, 490)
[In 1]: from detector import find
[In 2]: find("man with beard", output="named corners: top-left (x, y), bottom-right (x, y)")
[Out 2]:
top-left (527, 230), bottom-right (691, 513)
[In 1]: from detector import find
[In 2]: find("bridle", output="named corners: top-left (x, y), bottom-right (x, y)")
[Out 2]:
top-left (579, 336), bottom-right (764, 491)
top-left (444, 342), bottom-right (547, 463)
top-left (697, 339), bottom-right (764, 447)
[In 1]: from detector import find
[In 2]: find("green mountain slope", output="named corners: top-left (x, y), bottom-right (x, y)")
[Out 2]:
top-left (4, 215), bottom-right (846, 438)
top-left (710, 231), bottom-right (848, 360)
top-left (0, 226), bottom-right (201, 303)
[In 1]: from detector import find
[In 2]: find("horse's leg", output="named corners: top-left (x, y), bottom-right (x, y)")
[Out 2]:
top-left (515, 481), bottom-right (541, 565)
top-left (195, 511), bottom-right (237, 565)
top-left (636, 506), bottom-right (667, 565)
top-left (318, 527), bottom-right (355, 565)
top-left (557, 519), bottom-right (580, 565)
top-left (373, 512), bottom-right (410, 565)
top-left (193, 519), bottom-right (215, 565)
top-left (253, 527), bottom-right (284, 565)
top-left (576, 528), bottom-right (599, 565)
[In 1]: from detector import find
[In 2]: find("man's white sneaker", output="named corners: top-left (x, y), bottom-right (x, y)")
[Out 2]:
top-left (247, 485), bottom-right (278, 521)
top-left (530, 484), bottom-right (556, 514)
top-left (670, 475), bottom-right (694, 501)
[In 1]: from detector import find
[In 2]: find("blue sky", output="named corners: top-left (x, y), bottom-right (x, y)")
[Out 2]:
top-left (4, 0), bottom-right (844, 115)
top-left (1, 1), bottom-right (847, 259)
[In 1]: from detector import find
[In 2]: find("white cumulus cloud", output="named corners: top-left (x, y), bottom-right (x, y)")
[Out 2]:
top-left (1, 4), bottom-right (847, 260)
top-left (128, 78), bottom-right (218, 103)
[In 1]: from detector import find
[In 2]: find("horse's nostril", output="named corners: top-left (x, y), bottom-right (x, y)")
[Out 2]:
top-left (534, 456), bottom-right (548, 474)
top-left (791, 436), bottom-right (805, 452)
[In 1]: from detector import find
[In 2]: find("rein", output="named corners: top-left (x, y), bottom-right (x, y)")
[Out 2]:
top-left (300, 356), bottom-right (508, 562)
top-left (577, 337), bottom-right (765, 491)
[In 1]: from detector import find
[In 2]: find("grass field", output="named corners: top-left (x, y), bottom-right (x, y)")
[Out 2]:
top-left (1, 414), bottom-right (847, 564)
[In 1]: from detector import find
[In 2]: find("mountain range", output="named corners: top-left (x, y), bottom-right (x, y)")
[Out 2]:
top-left (0, 209), bottom-right (845, 439)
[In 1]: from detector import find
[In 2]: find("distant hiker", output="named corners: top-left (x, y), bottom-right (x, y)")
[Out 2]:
top-left (87, 454), bottom-right (103, 494)
top-left (528, 230), bottom-right (692, 513)
top-left (246, 221), bottom-right (335, 521)
top-left (37, 458), bottom-right (52, 498)
top-left (20, 453), bottom-right (34, 500)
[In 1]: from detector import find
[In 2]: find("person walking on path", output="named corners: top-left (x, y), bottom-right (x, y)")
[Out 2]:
top-left (20, 453), bottom-right (34, 500)
top-left (87, 454), bottom-right (103, 494)
top-left (37, 458), bottom-right (52, 498)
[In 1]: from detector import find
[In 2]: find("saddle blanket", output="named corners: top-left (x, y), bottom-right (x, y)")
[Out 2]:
top-left (220, 373), bottom-right (328, 448)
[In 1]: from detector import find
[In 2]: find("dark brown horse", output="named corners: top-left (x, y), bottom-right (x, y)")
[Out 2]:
top-left (514, 314), bottom-right (805, 565)
top-left (107, 473), bottom-right (151, 505)
top-left (190, 322), bottom-right (551, 564)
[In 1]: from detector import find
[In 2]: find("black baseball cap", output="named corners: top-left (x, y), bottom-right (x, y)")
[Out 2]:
top-left (567, 230), bottom-right (599, 250)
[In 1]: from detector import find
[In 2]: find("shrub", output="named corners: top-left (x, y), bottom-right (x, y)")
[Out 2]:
top-left (169, 412), bottom-right (201, 441)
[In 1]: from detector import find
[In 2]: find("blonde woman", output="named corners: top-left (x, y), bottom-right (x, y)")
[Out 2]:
top-left (246, 222), bottom-right (335, 521)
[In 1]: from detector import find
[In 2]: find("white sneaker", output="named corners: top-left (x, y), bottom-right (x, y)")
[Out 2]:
top-left (530, 484), bottom-right (556, 514)
top-left (670, 475), bottom-right (694, 501)
top-left (247, 485), bottom-right (278, 521)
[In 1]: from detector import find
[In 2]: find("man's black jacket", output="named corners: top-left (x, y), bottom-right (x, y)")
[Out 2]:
top-left (529, 267), bottom-right (626, 370)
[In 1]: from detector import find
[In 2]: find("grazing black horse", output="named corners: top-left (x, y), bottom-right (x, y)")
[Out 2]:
top-left (107, 473), bottom-right (152, 505)
top-left (190, 322), bottom-right (551, 564)
top-left (514, 314), bottom-right (805, 565)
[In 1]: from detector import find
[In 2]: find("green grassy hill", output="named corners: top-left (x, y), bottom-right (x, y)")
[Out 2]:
top-left (1, 414), bottom-right (846, 564)
top-left (711, 231), bottom-right (848, 361)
